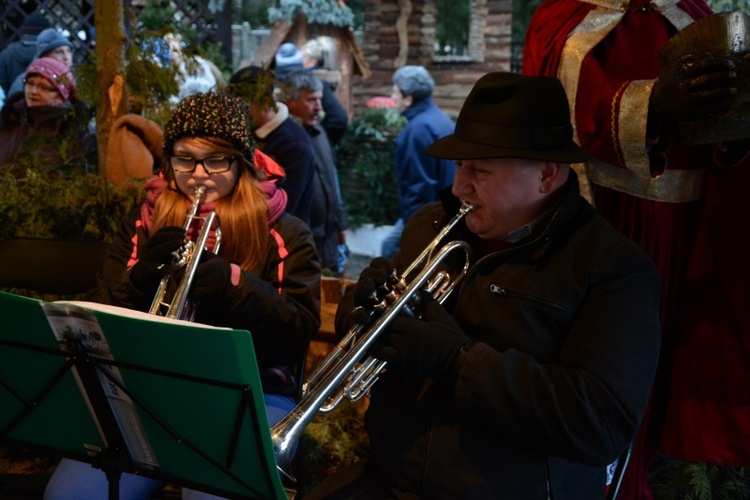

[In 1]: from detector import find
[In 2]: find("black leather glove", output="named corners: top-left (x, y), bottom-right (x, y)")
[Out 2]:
top-left (339, 257), bottom-right (395, 333)
top-left (376, 299), bottom-right (470, 380)
top-left (652, 53), bottom-right (738, 122)
top-left (354, 257), bottom-right (395, 307)
top-left (130, 226), bottom-right (186, 295)
top-left (190, 251), bottom-right (232, 308)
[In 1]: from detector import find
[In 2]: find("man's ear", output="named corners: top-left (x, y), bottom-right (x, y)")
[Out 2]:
top-left (404, 94), bottom-right (414, 109)
top-left (539, 162), bottom-right (567, 193)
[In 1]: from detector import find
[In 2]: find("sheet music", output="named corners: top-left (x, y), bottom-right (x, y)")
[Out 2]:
top-left (42, 303), bottom-right (160, 470)
top-left (57, 301), bottom-right (230, 330)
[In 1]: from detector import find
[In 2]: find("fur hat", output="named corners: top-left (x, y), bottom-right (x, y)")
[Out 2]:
top-left (163, 92), bottom-right (255, 162)
top-left (393, 66), bottom-right (435, 102)
top-left (105, 114), bottom-right (165, 184)
top-left (20, 13), bottom-right (50, 36)
top-left (25, 57), bottom-right (75, 101)
top-left (35, 28), bottom-right (73, 59)
top-left (426, 72), bottom-right (590, 163)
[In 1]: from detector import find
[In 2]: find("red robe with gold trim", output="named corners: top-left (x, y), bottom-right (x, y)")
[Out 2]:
top-left (523, 0), bottom-right (750, 496)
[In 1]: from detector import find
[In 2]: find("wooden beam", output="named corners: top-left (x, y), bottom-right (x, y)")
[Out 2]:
top-left (250, 20), bottom-right (293, 68)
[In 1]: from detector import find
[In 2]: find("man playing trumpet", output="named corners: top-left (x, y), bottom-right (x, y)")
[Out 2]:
top-left (311, 73), bottom-right (662, 499)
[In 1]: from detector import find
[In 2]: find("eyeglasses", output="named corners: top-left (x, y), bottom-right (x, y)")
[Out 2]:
top-left (23, 79), bottom-right (58, 93)
top-left (169, 155), bottom-right (236, 174)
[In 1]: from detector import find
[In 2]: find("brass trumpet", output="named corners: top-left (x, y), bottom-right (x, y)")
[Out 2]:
top-left (271, 202), bottom-right (473, 480)
top-left (148, 185), bottom-right (222, 320)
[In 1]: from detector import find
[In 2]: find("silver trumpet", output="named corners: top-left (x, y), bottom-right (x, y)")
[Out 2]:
top-left (148, 185), bottom-right (222, 320)
top-left (271, 202), bottom-right (473, 481)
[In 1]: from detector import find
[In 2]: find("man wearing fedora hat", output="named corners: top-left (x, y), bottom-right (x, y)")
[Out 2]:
top-left (308, 72), bottom-right (661, 499)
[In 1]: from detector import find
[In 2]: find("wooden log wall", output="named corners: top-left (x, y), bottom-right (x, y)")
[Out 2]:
top-left (353, 0), bottom-right (513, 116)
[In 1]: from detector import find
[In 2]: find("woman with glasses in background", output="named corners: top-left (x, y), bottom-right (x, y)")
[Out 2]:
top-left (44, 92), bottom-right (321, 500)
top-left (7, 28), bottom-right (75, 98)
top-left (0, 57), bottom-right (94, 172)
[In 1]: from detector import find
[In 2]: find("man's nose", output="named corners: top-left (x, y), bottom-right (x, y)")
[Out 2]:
top-left (451, 170), bottom-right (469, 197)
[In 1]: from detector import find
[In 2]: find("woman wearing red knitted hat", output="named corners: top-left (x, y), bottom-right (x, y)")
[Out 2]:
top-left (0, 56), bottom-right (94, 173)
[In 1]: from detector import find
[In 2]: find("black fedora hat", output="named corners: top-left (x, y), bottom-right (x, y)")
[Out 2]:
top-left (427, 72), bottom-right (590, 163)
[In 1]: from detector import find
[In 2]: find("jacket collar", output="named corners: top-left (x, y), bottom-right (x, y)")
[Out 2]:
top-left (253, 102), bottom-right (289, 140)
top-left (403, 97), bottom-right (435, 121)
top-left (441, 169), bottom-right (587, 261)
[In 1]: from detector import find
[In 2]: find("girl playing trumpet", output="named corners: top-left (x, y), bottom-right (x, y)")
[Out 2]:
top-left (45, 91), bottom-right (320, 499)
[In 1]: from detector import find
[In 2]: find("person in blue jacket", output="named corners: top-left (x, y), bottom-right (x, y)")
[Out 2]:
top-left (381, 65), bottom-right (455, 258)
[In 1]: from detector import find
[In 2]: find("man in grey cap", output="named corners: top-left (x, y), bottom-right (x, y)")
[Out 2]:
top-left (308, 72), bottom-right (661, 499)
top-left (0, 13), bottom-right (50, 94)
top-left (381, 65), bottom-right (455, 258)
top-left (7, 28), bottom-right (74, 97)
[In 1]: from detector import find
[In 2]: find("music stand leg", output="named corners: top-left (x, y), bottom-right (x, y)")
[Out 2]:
top-left (92, 447), bottom-right (131, 500)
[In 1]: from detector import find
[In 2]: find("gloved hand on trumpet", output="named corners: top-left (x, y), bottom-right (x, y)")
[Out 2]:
top-left (190, 251), bottom-right (233, 307)
top-left (374, 297), bottom-right (470, 381)
top-left (335, 257), bottom-right (394, 334)
top-left (129, 225), bottom-right (234, 309)
top-left (340, 257), bottom-right (471, 381)
top-left (129, 226), bottom-right (187, 295)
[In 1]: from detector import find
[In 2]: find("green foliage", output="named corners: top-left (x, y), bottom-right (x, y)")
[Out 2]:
top-left (435, 0), bottom-right (471, 56)
top-left (299, 401), bottom-right (369, 492)
top-left (136, 0), bottom-right (177, 31)
top-left (125, 31), bottom-right (182, 125)
top-left (268, 0), bottom-right (355, 28)
top-left (0, 169), bottom-right (145, 242)
top-left (221, 66), bottom-right (278, 113)
top-left (1, 106), bottom-right (96, 179)
top-left (235, 0), bottom-right (273, 27)
top-left (134, 0), bottom-right (232, 101)
top-left (345, 0), bottom-right (366, 30)
top-left (337, 107), bottom-right (406, 228)
top-left (69, 56), bottom-right (100, 114)
top-left (649, 453), bottom-right (750, 500)
top-left (74, 29), bottom-right (180, 126)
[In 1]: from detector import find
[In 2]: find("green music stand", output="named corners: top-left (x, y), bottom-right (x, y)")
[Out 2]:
top-left (0, 291), bottom-right (291, 499)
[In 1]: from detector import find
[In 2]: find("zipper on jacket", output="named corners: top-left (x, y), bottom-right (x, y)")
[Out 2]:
top-left (489, 284), bottom-right (571, 312)
top-left (456, 211), bottom-right (560, 299)
top-left (545, 458), bottom-right (553, 499)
